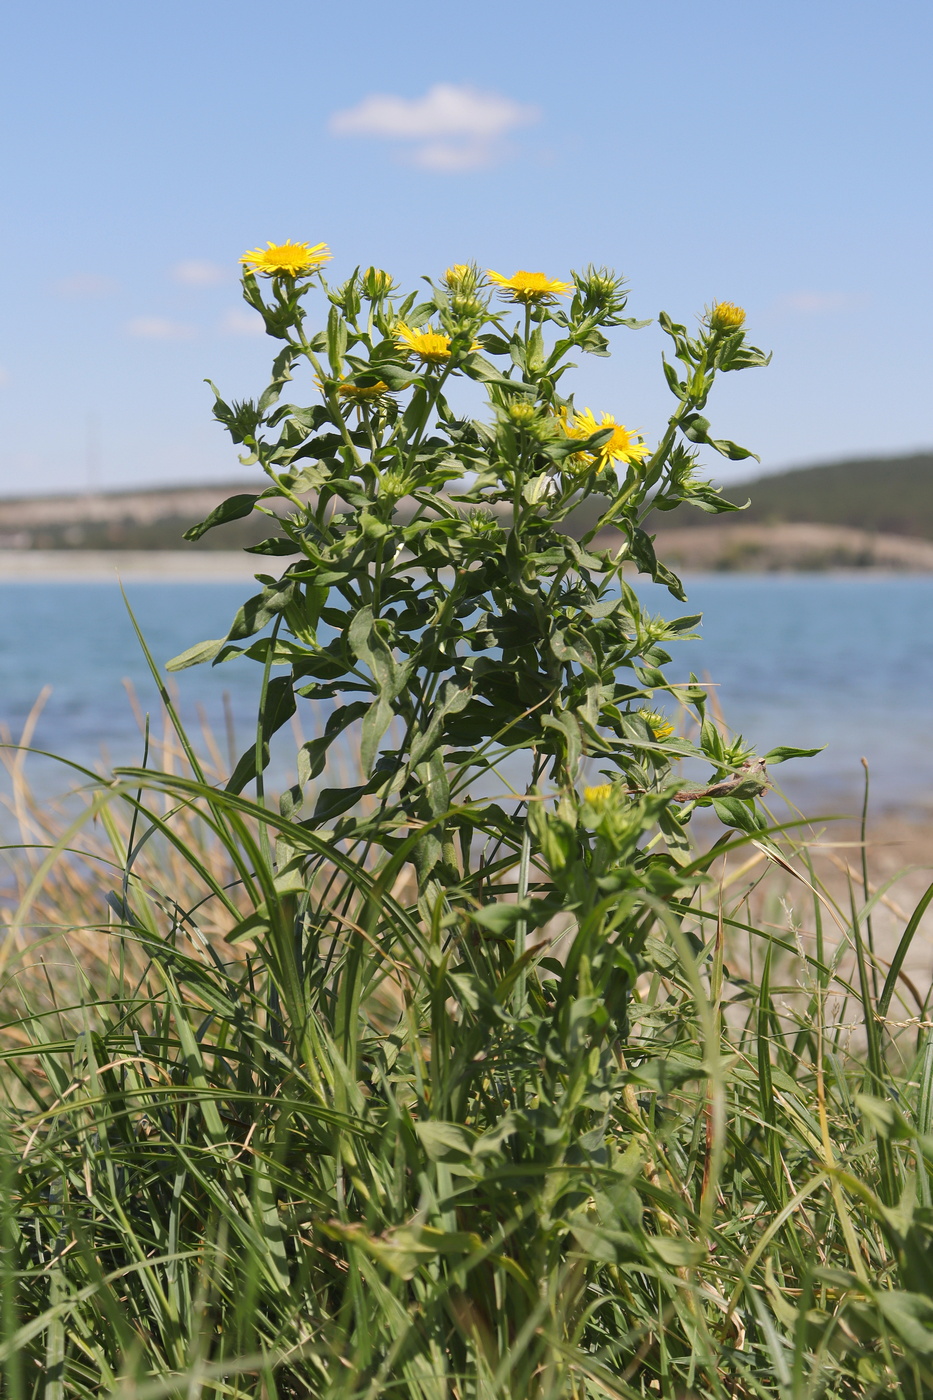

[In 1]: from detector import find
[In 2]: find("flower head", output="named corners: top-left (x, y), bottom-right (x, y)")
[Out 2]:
top-left (379, 467), bottom-right (412, 500)
top-left (467, 507), bottom-right (502, 537)
top-left (487, 269), bottom-right (571, 304)
top-left (561, 408), bottom-right (650, 473)
top-left (240, 240), bottom-right (331, 278)
top-left (395, 323), bottom-right (453, 364)
top-left (583, 783), bottom-right (614, 808)
top-left (708, 301), bottom-right (746, 332)
top-left (395, 323), bottom-right (478, 365)
top-left (573, 265), bottom-right (627, 311)
top-left (336, 378), bottom-right (391, 403)
top-left (639, 709), bottom-right (675, 741)
top-left (444, 263), bottom-right (482, 293)
top-left (507, 402), bottom-right (539, 428)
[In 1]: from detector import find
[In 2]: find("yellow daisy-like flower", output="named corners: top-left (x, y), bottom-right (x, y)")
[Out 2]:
top-left (561, 408), bottom-right (651, 472)
top-left (240, 240), bottom-right (331, 278)
top-left (639, 710), bottom-right (675, 741)
top-left (395, 323), bottom-right (453, 364)
top-left (336, 379), bottom-right (391, 402)
top-left (487, 269), bottom-right (572, 304)
top-left (395, 323), bottom-right (479, 365)
top-left (583, 783), bottom-right (613, 806)
top-left (708, 301), bottom-right (746, 331)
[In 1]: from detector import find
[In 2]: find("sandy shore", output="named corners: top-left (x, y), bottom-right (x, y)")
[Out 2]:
top-left (643, 523), bottom-right (933, 572)
top-left (709, 808), bottom-right (933, 1006)
top-left (0, 550), bottom-right (262, 582)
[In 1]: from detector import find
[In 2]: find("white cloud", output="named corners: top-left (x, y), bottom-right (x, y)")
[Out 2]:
top-left (54, 273), bottom-right (118, 299)
top-left (172, 259), bottom-right (228, 287)
top-left (329, 83), bottom-right (539, 171)
top-left (126, 316), bottom-right (196, 340)
top-left (221, 307), bottom-right (265, 336)
top-left (408, 140), bottom-right (506, 172)
top-left (774, 291), bottom-right (860, 315)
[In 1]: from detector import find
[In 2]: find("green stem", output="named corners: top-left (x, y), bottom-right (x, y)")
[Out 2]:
top-left (513, 752), bottom-right (542, 1015)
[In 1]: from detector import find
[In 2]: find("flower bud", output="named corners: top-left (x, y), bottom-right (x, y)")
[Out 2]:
top-left (572, 265), bottom-right (628, 315)
top-left (379, 467), bottom-right (411, 500)
top-left (507, 402), bottom-right (539, 427)
top-left (363, 267), bottom-right (396, 299)
top-left (638, 709), bottom-right (675, 741)
top-left (450, 292), bottom-right (486, 320)
top-left (444, 263), bottom-right (482, 293)
top-left (708, 301), bottom-right (746, 332)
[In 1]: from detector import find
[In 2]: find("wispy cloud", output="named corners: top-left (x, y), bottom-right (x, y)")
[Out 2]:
top-left (220, 307), bottom-right (264, 336)
top-left (54, 273), bottom-right (118, 299)
top-left (329, 83), bottom-right (540, 172)
top-left (172, 259), bottom-right (228, 287)
top-left (126, 316), bottom-right (196, 340)
top-left (774, 291), bottom-right (862, 315)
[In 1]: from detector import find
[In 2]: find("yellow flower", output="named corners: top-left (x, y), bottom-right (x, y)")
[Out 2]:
top-left (240, 240), bottom-right (331, 278)
top-left (487, 269), bottom-right (571, 304)
top-left (395, 323), bottom-right (479, 365)
top-left (639, 710), bottom-right (674, 741)
top-left (336, 379), bottom-right (391, 402)
top-left (561, 408), bottom-right (650, 472)
top-left (395, 323), bottom-right (453, 363)
top-left (583, 783), bottom-right (613, 806)
top-left (708, 301), bottom-right (746, 331)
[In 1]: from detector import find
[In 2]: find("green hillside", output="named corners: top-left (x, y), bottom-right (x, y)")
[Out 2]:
top-left (663, 451), bottom-right (933, 538)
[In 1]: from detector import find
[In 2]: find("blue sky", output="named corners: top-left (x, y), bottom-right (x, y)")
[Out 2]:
top-left (1, 0), bottom-right (930, 495)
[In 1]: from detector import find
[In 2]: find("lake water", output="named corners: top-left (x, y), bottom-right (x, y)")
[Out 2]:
top-left (0, 574), bottom-right (930, 818)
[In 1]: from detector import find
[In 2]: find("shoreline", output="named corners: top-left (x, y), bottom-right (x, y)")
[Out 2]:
top-left (1, 541), bottom-right (933, 583)
top-left (0, 550), bottom-right (262, 581)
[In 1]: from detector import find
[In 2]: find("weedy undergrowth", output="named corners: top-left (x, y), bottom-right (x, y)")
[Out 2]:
top-left (2, 246), bottom-right (933, 1398)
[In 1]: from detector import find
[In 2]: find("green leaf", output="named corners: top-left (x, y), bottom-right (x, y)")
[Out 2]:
top-left (348, 606), bottom-right (410, 775)
top-left (226, 675), bottom-right (297, 793)
top-left (712, 796), bottom-right (766, 831)
top-left (408, 678), bottom-right (472, 769)
top-left (165, 637), bottom-right (227, 671)
top-left (227, 578), bottom-right (299, 642)
top-left (297, 702), bottom-right (369, 784)
top-left (875, 1290), bottom-right (933, 1354)
top-left (414, 1121), bottom-right (475, 1160)
top-left (183, 493), bottom-right (259, 542)
top-left (649, 1237), bottom-right (705, 1268)
top-left (245, 537), bottom-right (301, 556)
top-left (763, 745), bottom-right (825, 763)
top-left (310, 784), bottom-right (369, 824)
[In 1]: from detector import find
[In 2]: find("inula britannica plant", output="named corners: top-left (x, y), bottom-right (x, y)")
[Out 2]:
top-left (20, 244), bottom-right (933, 1400)
top-left (171, 245), bottom-right (796, 902)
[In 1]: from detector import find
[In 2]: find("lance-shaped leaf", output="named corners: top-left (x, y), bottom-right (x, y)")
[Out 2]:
top-left (408, 678), bottom-right (472, 769)
top-left (348, 606), bottom-right (411, 775)
top-left (183, 493), bottom-right (260, 542)
top-left (226, 675), bottom-right (297, 794)
top-left (226, 578), bottom-right (299, 642)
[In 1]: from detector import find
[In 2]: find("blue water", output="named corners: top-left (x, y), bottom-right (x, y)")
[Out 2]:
top-left (0, 575), bottom-right (930, 816)
top-left (649, 574), bottom-right (933, 815)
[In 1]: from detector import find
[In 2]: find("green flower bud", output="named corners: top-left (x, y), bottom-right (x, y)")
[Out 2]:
top-left (363, 267), bottom-right (396, 299)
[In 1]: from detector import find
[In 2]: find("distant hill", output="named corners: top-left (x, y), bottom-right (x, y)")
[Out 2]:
top-left (662, 452), bottom-right (933, 538)
top-left (0, 481), bottom-right (269, 551)
top-left (1, 449), bottom-right (931, 552)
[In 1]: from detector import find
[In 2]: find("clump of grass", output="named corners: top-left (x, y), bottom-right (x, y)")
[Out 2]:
top-left (2, 707), bottom-right (933, 1399)
top-left (3, 242), bottom-right (932, 1398)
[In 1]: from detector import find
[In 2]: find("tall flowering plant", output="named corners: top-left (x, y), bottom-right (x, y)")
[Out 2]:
top-left (171, 241), bottom-right (800, 958)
